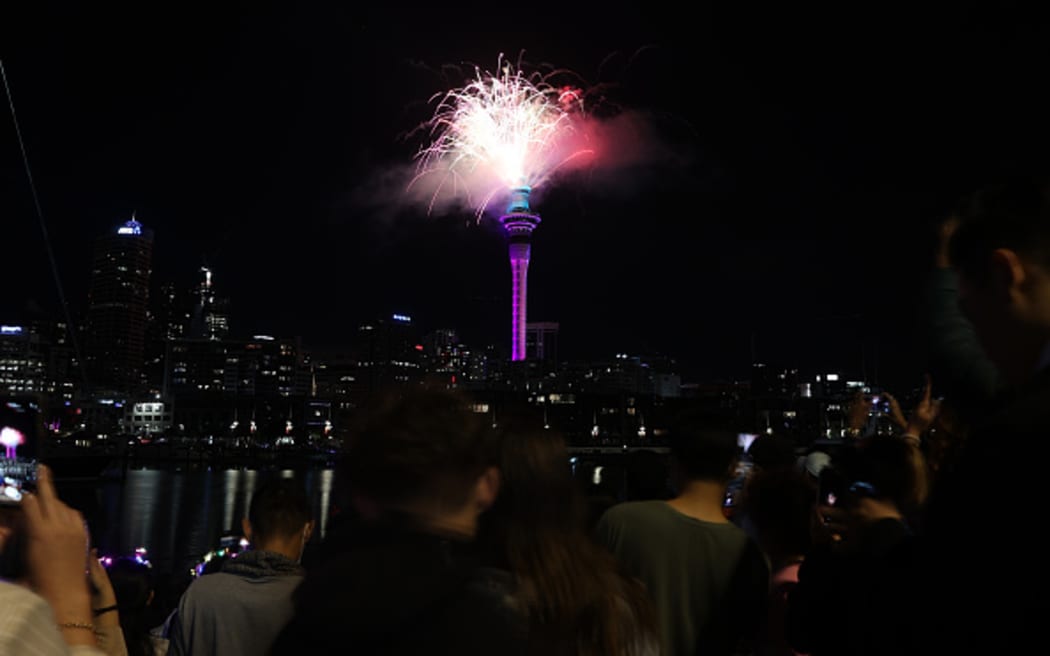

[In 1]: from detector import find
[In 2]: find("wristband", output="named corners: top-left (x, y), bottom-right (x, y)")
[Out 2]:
top-left (58, 621), bottom-right (95, 632)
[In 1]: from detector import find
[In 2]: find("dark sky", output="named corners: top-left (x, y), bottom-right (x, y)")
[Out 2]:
top-left (3, 1), bottom-right (1050, 388)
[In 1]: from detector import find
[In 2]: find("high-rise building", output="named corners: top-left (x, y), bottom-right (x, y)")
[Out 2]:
top-left (153, 282), bottom-right (191, 342)
top-left (500, 187), bottom-right (541, 362)
top-left (525, 322), bottom-right (559, 363)
top-left (189, 266), bottom-right (230, 341)
top-left (353, 315), bottom-right (422, 394)
top-left (84, 216), bottom-right (154, 393)
top-left (422, 328), bottom-right (465, 382)
top-left (145, 281), bottom-right (192, 395)
top-left (0, 324), bottom-right (46, 396)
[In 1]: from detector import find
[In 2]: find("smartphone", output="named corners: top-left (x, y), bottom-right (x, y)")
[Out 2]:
top-left (0, 396), bottom-right (42, 505)
top-left (817, 466), bottom-right (846, 507)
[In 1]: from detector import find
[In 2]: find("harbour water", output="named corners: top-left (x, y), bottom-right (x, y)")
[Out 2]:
top-left (57, 465), bottom-right (336, 575)
top-left (51, 447), bottom-right (665, 575)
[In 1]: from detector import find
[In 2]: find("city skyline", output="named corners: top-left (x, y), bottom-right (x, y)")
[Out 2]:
top-left (0, 198), bottom-right (934, 391)
top-left (5, 4), bottom-right (1050, 389)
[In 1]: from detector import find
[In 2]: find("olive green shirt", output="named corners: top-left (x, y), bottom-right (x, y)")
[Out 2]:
top-left (596, 501), bottom-right (769, 656)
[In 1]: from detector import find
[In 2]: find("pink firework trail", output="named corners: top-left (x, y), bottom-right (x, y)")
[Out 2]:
top-left (412, 55), bottom-right (592, 218)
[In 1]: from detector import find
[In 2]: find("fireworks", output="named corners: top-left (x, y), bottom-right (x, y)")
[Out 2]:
top-left (411, 55), bottom-right (595, 362)
top-left (413, 56), bottom-right (590, 217)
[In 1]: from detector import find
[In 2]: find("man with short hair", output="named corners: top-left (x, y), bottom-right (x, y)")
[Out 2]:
top-left (918, 176), bottom-right (1050, 654)
top-left (271, 387), bottom-right (523, 655)
top-left (596, 413), bottom-right (769, 656)
top-left (169, 478), bottom-right (314, 656)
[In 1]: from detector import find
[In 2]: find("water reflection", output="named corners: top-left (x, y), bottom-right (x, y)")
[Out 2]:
top-left (71, 466), bottom-right (334, 574)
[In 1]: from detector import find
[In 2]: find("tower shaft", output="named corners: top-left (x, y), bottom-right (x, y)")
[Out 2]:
top-left (500, 187), bottom-right (541, 362)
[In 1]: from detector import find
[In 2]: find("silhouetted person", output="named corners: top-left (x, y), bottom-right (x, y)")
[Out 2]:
top-left (0, 465), bottom-right (119, 654)
top-left (747, 434), bottom-right (797, 472)
top-left (478, 431), bottom-right (658, 655)
top-left (924, 214), bottom-right (1003, 411)
top-left (169, 477), bottom-right (314, 656)
top-left (918, 176), bottom-right (1050, 653)
top-left (596, 412), bottom-right (769, 656)
top-left (738, 467), bottom-right (814, 656)
top-left (786, 435), bottom-right (927, 656)
top-left (107, 557), bottom-right (167, 656)
top-left (271, 387), bottom-right (524, 656)
top-left (624, 449), bottom-right (671, 501)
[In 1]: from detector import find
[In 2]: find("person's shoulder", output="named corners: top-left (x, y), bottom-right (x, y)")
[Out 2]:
top-left (597, 501), bottom-right (676, 540)
top-left (0, 580), bottom-right (55, 627)
top-left (447, 568), bottom-right (527, 652)
top-left (0, 579), bottom-right (49, 610)
top-left (463, 566), bottom-right (522, 622)
top-left (179, 572), bottom-right (240, 607)
top-left (600, 500), bottom-right (667, 522)
top-left (0, 581), bottom-right (71, 653)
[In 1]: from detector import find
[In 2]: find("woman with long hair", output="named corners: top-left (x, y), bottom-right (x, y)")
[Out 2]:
top-left (478, 430), bottom-right (659, 656)
top-left (107, 557), bottom-right (168, 656)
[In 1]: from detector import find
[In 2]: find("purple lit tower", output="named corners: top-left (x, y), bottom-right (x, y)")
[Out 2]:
top-left (499, 186), bottom-right (541, 361)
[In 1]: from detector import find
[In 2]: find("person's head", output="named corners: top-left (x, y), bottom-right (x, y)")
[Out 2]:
top-left (624, 449), bottom-right (671, 501)
top-left (747, 434), bottom-right (797, 472)
top-left (951, 176), bottom-right (1050, 383)
top-left (108, 557), bottom-right (155, 610)
top-left (344, 387), bottom-right (501, 537)
top-left (667, 410), bottom-right (738, 488)
top-left (835, 435), bottom-right (929, 523)
top-left (106, 558), bottom-right (155, 656)
top-left (741, 467), bottom-right (814, 567)
top-left (479, 429), bottom-right (657, 655)
top-left (242, 478), bottom-right (314, 561)
top-left (486, 430), bottom-right (582, 537)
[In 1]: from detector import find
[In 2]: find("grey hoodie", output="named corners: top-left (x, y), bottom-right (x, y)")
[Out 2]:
top-left (168, 550), bottom-right (303, 656)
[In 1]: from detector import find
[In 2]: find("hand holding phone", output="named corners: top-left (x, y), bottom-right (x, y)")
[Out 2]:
top-left (21, 465), bottom-right (92, 596)
top-left (0, 397), bottom-right (42, 504)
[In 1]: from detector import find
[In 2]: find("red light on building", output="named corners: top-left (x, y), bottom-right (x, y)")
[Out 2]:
top-left (415, 344), bottom-right (424, 351)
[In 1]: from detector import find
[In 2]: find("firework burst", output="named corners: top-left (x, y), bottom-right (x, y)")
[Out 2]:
top-left (413, 55), bottom-right (590, 217)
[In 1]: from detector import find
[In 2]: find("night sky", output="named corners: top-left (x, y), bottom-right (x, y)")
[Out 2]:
top-left (4, 2), bottom-right (1050, 389)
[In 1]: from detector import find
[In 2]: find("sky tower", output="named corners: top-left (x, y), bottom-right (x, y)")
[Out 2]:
top-left (500, 186), bottom-right (541, 361)
top-left (412, 58), bottom-right (587, 362)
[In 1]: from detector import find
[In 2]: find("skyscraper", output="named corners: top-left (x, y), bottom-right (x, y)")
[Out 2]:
top-left (352, 315), bottom-right (422, 394)
top-left (84, 216), bottom-right (153, 393)
top-left (500, 187), bottom-right (541, 362)
top-left (189, 266), bottom-right (230, 341)
top-left (0, 324), bottom-right (46, 396)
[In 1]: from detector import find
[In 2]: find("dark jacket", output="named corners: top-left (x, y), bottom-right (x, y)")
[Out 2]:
top-left (916, 366), bottom-right (1050, 655)
top-left (270, 516), bottom-right (526, 656)
top-left (786, 518), bottom-right (916, 656)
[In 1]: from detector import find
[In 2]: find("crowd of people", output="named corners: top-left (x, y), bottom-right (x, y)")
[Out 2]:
top-left (3, 175), bottom-right (1050, 654)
